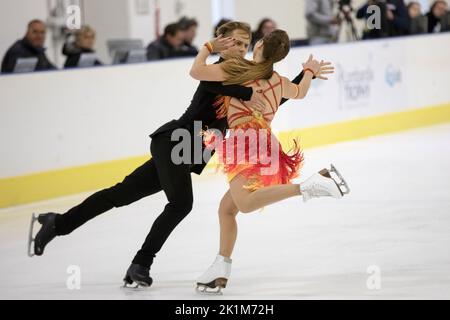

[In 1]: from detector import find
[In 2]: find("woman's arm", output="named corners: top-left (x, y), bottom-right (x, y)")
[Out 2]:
top-left (282, 72), bottom-right (314, 100)
top-left (189, 36), bottom-right (234, 81)
top-left (281, 55), bottom-right (321, 100)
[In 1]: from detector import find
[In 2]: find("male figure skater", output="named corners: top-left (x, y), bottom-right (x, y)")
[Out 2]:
top-left (28, 22), bottom-right (309, 287)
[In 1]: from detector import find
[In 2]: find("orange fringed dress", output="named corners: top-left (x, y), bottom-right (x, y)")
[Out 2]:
top-left (202, 72), bottom-right (304, 191)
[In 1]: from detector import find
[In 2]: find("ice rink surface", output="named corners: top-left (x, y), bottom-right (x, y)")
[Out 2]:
top-left (1, 124), bottom-right (450, 300)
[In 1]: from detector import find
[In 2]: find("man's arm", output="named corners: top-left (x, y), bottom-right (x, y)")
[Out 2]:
top-left (199, 81), bottom-right (253, 101)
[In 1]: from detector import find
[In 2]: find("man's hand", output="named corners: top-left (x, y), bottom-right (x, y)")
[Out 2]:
top-left (249, 87), bottom-right (266, 112)
top-left (314, 60), bottom-right (335, 80)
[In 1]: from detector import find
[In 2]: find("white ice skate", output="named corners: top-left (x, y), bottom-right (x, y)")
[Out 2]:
top-left (196, 255), bottom-right (232, 295)
top-left (300, 164), bottom-right (350, 202)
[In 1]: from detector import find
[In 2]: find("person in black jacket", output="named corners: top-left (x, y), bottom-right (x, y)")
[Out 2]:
top-left (29, 22), bottom-right (309, 288)
top-left (178, 17), bottom-right (199, 56)
top-left (1, 20), bottom-right (56, 74)
top-left (146, 23), bottom-right (186, 61)
top-left (63, 25), bottom-right (102, 68)
top-left (356, 0), bottom-right (410, 39)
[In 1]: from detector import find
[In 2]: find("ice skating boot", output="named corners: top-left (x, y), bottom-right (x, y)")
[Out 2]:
top-left (196, 255), bottom-right (232, 295)
top-left (28, 213), bottom-right (58, 257)
top-left (123, 264), bottom-right (153, 288)
top-left (300, 164), bottom-right (350, 202)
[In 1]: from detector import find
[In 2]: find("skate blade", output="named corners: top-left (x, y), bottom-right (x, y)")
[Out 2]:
top-left (121, 280), bottom-right (150, 290)
top-left (196, 285), bottom-right (223, 295)
top-left (121, 275), bottom-right (152, 290)
top-left (195, 278), bottom-right (227, 295)
top-left (329, 164), bottom-right (350, 195)
top-left (121, 283), bottom-right (149, 290)
top-left (27, 213), bottom-right (38, 257)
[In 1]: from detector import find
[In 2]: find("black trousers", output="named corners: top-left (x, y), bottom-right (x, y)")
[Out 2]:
top-left (54, 133), bottom-right (193, 268)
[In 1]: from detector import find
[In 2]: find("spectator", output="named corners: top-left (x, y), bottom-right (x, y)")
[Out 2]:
top-left (63, 25), bottom-right (102, 68)
top-left (407, 1), bottom-right (422, 19)
top-left (213, 18), bottom-right (232, 37)
top-left (178, 17), bottom-right (199, 56)
top-left (251, 18), bottom-right (277, 49)
top-left (407, 1), bottom-right (427, 34)
top-left (305, 0), bottom-right (340, 45)
top-left (356, 0), bottom-right (409, 39)
top-left (146, 23), bottom-right (186, 61)
top-left (1, 19), bottom-right (56, 73)
top-left (426, 0), bottom-right (449, 32)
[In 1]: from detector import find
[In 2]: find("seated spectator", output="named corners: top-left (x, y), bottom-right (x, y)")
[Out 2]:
top-left (1, 19), bottom-right (56, 74)
top-left (356, 0), bottom-right (409, 39)
top-left (178, 17), bottom-right (199, 56)
top-left (407, 1), bottom-right (427, 34)
top-left (251, 18), bottom-right (277, 49)
top-left (146, 23), bottom-right (185, 61)
top-left (426, 0), bottom-right (449, 32)
top-left (63, 25), bottom-right (102, 68)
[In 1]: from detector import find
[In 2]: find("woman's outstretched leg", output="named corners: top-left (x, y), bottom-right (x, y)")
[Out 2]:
top-left (229, 167), bottom-right (346, 213)
top-left (229, 174), bottom-right (301, 214)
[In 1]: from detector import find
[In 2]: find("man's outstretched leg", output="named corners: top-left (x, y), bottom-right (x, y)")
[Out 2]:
top-left (123, 135), bottom-right (194, 287)
top-left (29, 158), bottom-right (162, 256)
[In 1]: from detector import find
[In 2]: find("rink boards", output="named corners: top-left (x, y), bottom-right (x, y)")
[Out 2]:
top-left (0, 33), bottom-right (449, 207)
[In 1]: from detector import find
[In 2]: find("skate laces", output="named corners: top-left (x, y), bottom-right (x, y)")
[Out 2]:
top-left (308, 180), bottom-right (334, 198)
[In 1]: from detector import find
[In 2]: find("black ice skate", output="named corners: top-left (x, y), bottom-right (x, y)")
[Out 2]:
top-left (123, 264), bottom-right (153, 288)
top-left (28, 213), bottom-right (58, 257)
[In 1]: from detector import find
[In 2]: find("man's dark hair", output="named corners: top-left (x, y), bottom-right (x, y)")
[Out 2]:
top-left (164, 23), bottom-right (182, 37)
top-left (27, 19), bottom-right (45, 29)
top-left (178, 17), bottom-right (198, 30)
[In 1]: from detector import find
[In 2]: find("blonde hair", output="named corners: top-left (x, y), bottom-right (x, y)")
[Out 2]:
top-left (222, 29), bottom-right (290, 85)
top-left (75, 25), bottom-right (95, 42)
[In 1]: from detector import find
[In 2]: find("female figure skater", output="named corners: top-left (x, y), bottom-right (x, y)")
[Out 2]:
top-left (189, 30), bottom-right (350, 294)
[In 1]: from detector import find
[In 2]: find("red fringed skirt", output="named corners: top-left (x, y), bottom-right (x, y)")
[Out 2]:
top-left (202, 117), bottom-right (304, 191)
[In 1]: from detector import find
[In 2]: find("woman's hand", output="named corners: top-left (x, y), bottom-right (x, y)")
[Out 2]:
top-left (315, 60), bottom-right (335, 80)
top-left (302, 54), bottom-right (320, 76)
top-left (209, 35), bottom-right (235, 53)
